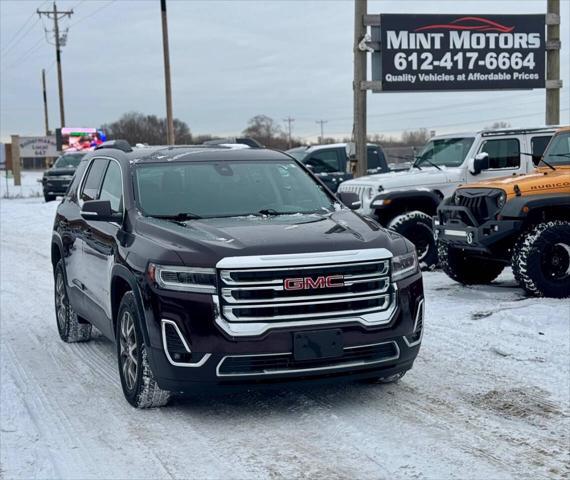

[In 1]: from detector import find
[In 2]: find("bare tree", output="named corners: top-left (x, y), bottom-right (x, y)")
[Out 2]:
top-left (101, 112), bottom-right (192, 145)
top-left (486, 121), bottom-right (511, 129)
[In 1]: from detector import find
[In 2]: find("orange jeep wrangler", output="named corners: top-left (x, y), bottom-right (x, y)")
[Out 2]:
top-left (435, 127), bottom-right (570, 298)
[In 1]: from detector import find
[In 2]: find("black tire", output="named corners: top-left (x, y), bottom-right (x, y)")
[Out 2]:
top-left (54, 260), bottom-right (92, 342)
top-left (438, 242), bottom-right (505, 285)
top-left (116, 292), bottom-right (171, 408)
top-left (512, 221), bottom-right (570, 298)
top-left (44, 193), bottom-right (56, 202)
top-left (388, 211), bottom-right (438, 269)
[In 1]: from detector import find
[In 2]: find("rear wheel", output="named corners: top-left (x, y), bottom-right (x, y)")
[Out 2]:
top-left (438, 242), bottom-right (504, 285)
top-left (388, 211), bottom-right (438, 269)
top-left (54, 260), bottom-right (92, 342)
top-left (117, 292), bottom-right (171, 408)
top-left (512, 221), bottom-right (570, 298)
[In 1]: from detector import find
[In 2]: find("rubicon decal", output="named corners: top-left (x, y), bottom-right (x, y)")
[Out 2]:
top-left (372, 14), bottom-right (545, 92)
top-left (283, 275), bottom-right (345, 291)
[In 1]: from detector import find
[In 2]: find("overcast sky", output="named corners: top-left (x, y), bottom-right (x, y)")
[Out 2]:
top-left (1, 0), bottom-right (569, 143)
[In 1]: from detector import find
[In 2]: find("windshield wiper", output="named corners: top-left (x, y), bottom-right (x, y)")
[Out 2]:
top-left (411, 157), bottom-right (423, 170)
top-left (149, 212), bottom-right (202, 221)
top-left (418, 156), bottom-right (442, 171)
top-left (520, 151), bottom-right (556, 171)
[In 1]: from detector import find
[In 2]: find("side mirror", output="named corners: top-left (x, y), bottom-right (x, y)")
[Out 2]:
top-left (469, 152), bottom-right (490, 175)
top-left (81, 200), bottom-right (122, 222)
top-left (337, 191), bottom-right (361, 210)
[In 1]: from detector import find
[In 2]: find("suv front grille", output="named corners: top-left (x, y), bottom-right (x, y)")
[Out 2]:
top-left (217, 341), bottom-right (399, 377)
top-left (219, 259), bottom-right (392, 323)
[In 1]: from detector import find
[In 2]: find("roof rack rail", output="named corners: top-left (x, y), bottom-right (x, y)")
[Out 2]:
top-left (481, 127), bottom-right (558, 137)
top-left (95, 139), bottom-right (133, 153)
top-left (202, 137), bottom-right (264, 148)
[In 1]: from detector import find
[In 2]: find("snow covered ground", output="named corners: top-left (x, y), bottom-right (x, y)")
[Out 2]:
top-left (1, 170), bottom-right (43, 199)
top-left (1, 197), bottom-right (569, 480)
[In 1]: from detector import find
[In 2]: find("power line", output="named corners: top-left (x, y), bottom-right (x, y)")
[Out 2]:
top-left (68, 0), bottom-right (116, 28)
top-left (1, 17), bottom-right (41, 58)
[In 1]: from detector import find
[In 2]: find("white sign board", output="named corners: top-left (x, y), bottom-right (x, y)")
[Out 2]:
top-left (19, 136), bottom-right (58, 158)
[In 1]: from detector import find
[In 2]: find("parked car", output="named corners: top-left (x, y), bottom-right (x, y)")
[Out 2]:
top-left (286, 143), bottom-right (389, 192)
top-left (435, 126), bottom-right (570, 298)
top-left (42, 152), bottom-right (86, 202)
top-left (51, 140), bottom-right (424, 408)
top-left (337, 127), bottom-right (558, 268)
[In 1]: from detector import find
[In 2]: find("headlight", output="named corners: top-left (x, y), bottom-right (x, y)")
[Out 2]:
top-left (496, 191), bottom-right (506, 209)
top-left (453, 193), bottom-right (462, 205)
top-left (148, 263), bottom-right (216, 293)
top-left (391, 251), bottom-right (419, 281)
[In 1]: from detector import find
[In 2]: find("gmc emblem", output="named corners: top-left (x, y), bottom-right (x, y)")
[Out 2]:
top-left (283, 275), bottom-right (344, 291)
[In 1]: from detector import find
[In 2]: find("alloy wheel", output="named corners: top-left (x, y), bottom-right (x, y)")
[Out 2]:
top-left (119, 311), bottom-right (138, 391)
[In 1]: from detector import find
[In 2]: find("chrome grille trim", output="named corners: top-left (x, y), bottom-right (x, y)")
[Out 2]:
top-left (216, 340), bottom-right (401, 377)
top-left (214, 249), bottom-right (396, 336)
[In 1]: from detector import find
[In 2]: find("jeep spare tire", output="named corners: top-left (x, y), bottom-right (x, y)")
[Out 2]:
top-left (438, 242), bottom-right (505, 284)
top-left (512, 221), bottom-right (570, 298)
top-left (389, 211), bottom-right (438, 269)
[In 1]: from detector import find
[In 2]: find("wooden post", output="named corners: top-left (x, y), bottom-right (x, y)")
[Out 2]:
top-left (546, 0), bottom-right (560, 125)
top-left (11, 135), bottom-right (21, 186)
top-left (160, 0), bottom-right (175, 145)
top-left (353, 0), bottom-right (368, 177)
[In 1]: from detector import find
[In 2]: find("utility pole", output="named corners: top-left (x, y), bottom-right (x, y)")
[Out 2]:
top-left (316, 120), bottom-right (328, 144)
top-left (546, 0), bottom-right (560, 125)
top-left (160, 0), bottom-right (175, 145)
top-left (353, 0), bottom-right (368, 177)
top-left (37, 3), bottom-right (73, 129)
top-left (42, 69), bottom-right (50, 136)
top-left (283, 116), bottom-right (295, 149)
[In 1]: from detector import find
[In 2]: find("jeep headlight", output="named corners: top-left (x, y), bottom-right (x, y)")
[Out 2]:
top-left (391, 251), bottom-right (419, 282)
top-left (496, 191), bottom-right (506, 209)
top-left (148, 263), bottom-right (216, 293)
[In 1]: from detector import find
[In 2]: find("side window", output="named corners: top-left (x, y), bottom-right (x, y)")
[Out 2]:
top-left (99, 161), bottom-right (123, 213)
top-left (80, 159), bottom-right (109, 202)
top-left (531, 135), bottom-right (552, 165)
top-left (480, 139), bottom-right (520, 169)
top-left (367, 147), bottom-right (388, 172)
top-left (306, 149), bottom-right (341, 173)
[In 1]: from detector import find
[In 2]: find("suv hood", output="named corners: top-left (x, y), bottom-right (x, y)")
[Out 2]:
top-left (460, 167), bottom-right (570, 198)
top-left (45, 167), bottom-right (76, 176)
top-left (341, 167), bottom-right (454, 191)
top-left (136, 210), bottom-right (410, 266)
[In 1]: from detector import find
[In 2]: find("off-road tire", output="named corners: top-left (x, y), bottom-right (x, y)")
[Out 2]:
top-left (54, 260), bottom-right (92, 342)
top-left (117, 292), bottom-right (171, 408)
top-left (388, 211), bottom-right (438, 269)
top-left (512, 221), bottom-right (570, 298)
top-left (44, 193), bottom-right (56, 202)
top-left (438, 242), bottom-right (504, 285)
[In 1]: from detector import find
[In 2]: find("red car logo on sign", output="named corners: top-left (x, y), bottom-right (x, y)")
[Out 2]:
top-left (283, 275), bottom-right (345, 291)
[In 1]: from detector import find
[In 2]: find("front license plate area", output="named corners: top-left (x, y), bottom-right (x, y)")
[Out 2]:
top-left (293, 329), bottom-right (344, 361)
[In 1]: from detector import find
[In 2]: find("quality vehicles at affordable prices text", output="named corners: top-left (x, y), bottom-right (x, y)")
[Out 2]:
top-left (435, 127), bottom-right (570, 298)
top-left (51, 141), bottom-right (424, 408)
top-left (337, 127), bottom-right (556, 268)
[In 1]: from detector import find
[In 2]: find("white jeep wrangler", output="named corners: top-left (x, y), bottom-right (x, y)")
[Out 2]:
top-left (338, 127), bottom-right (558, 268)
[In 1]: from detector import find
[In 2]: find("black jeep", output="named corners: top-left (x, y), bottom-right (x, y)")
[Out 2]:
top-left (51, 140), bottom-right (424, 408)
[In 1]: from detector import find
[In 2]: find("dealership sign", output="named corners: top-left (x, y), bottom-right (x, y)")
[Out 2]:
top-left (18, 136), bottom-right (58, 158)
top-left (372, 14), bottom-right (545, 91)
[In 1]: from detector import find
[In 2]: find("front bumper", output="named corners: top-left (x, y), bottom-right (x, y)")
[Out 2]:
top-left (143, 273), bottom-right (424, 393)
top-left (435, 205), bottom-right (522, 253)
top-left (42, 178), bottom-right (72, 195)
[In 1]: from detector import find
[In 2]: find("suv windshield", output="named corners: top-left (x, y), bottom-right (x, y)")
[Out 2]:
top-left (543, 132), bottom-right (570, 166)
top-left (416, 137), bottom-right (475, 168)
top-left (135, 160), bottom-right (336, 218)
top-left (54, 153), bottom-right (85, 168)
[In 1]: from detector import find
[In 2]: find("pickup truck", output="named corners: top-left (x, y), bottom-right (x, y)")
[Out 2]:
top-left (337, 127), bottom-right (557, 268)
top-left (287, 143), bottom-right (389, 192)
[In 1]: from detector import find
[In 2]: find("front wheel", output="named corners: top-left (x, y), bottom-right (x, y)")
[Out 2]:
top-left (44, 193), bottom-right (56, 202)
top-left (438, 242), bottom-right (505, 285)
top-left (388, 211), bottom-right (438, 269)
top-left (512, 221), bottom-right (570, 298)
top-left (117, 292), bottom-right (171, 408)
